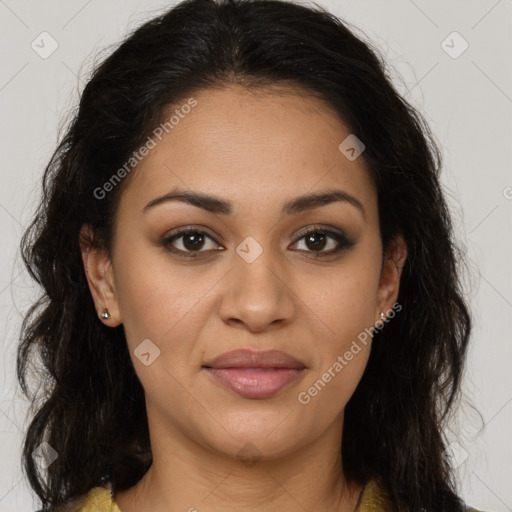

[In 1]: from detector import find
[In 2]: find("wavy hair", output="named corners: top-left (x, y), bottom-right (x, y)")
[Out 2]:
top-left (17, 0), bottom-right (473, 510)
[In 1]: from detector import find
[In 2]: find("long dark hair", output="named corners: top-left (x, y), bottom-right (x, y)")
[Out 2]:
top-left (18, 0), bottom-right (473, 510)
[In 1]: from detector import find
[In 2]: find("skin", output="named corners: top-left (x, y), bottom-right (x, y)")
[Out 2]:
top-left (80, 84), bottom-right (407, 512)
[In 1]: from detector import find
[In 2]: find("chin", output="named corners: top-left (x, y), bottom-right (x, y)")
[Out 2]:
top-left (201, 414), bottom-right (309, 461)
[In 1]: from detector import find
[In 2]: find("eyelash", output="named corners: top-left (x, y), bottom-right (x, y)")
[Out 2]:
top-left (160, 225), bottom-right (354, 259)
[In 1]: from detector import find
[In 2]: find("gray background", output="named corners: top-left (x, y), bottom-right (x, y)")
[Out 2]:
top-left (0, 0), bottom-right (511, 510)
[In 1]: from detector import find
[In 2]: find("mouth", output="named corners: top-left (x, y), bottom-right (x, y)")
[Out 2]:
top-left (202, 349), bottom-right (306, 399)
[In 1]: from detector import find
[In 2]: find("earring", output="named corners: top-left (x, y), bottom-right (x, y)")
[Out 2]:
top-left (100, 308), bottom-right (111, 320)
top-left (380, 312), bottom-right (385, 321)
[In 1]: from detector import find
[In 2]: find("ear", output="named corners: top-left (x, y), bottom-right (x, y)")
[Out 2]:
top-left (79, 224), bottom-right (122, 326)
top-left (375, 234), bottom-right (407, 323)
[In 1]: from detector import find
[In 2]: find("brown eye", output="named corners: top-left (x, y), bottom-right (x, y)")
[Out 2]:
top-left (161, 226), bottom-right (354, 259)
top-left (180, 232), bottom-right (206, 251)
top-left (161, 228), bottom-right (222, 258)
top-left (291, 228), bottom-right (354, 256)
top-left (303, 231), bottom-right (329, 251)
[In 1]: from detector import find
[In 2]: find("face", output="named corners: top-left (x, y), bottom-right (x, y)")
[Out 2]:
top-left (81, 84), bottom-right (406, 463)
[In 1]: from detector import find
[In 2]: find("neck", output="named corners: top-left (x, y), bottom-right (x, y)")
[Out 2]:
top-left (114, 410), bottom-right (363, 512)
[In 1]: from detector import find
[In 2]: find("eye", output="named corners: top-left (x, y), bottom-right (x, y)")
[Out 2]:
top-left (290, 227), bottom-right (354, 257)
top-left (161, 227), bottom-right (223, 258)
top-left (161, 225), bottom-right (354, 259)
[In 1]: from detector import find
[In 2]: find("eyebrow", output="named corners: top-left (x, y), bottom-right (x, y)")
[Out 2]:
top-left (143, 188), bottom-right (366, 220)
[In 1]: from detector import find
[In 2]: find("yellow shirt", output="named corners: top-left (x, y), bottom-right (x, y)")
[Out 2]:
top-left (76, 479), bottom-right (483, 512)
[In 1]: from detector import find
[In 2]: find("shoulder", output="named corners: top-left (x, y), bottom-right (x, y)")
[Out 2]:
top-left (70, 484), bottom-right (120, 512)
top-left (357, 478), bottom-right (393, 511)
top-left (358, 478), bottom-right (487, 512)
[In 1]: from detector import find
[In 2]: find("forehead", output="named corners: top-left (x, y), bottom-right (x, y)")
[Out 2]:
top-left (120, 84), bottom-right (377, 221)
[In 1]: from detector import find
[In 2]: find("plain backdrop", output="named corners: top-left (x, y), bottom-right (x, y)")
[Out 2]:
top-left (0, 1), bottom-right (511, 510)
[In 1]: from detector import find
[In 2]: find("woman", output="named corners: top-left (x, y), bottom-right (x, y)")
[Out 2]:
top-left (17, 0), bottom-right (483, 510)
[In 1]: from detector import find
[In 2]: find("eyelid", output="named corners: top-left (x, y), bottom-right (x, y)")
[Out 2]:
top-left (294, 224), bottom-right (348, 240)
top-left (162, 225), bottom-right (221, 242)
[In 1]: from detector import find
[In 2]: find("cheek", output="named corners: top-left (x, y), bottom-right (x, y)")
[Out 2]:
top-left (112, 239), bottom-right (219, 359)
top-left (297, 277), bottom-right (374, 415)
top-left (298, 344), bottom-right (371, 421)
top-left (292, 245), bottom-right (380, 403)
top-left (112, 252), bottom-right (212, 400)
top-left (111, 237), bottom-right (181, 343)
top-left (298, 252), bottom-right (381, 341)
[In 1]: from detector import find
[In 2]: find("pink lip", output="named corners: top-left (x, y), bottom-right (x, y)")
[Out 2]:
top-left (204, 368), bottom-right (305, 399)
top-left (202, 349), bottom-right (306, 399)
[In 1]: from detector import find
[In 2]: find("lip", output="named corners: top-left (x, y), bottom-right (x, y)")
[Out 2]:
top-left (202, 349), bottom-right (306, 399)
top-left (203, 349), bottom-right (305, 369)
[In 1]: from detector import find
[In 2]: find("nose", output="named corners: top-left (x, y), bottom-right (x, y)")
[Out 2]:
top-left (217, 244), bottom-right (296, 333)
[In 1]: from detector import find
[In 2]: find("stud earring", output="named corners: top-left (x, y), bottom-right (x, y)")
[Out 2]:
top-left (100, 308), bottom-right (111, 320)
top-left (380, 312), bottom-right (385, 321)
